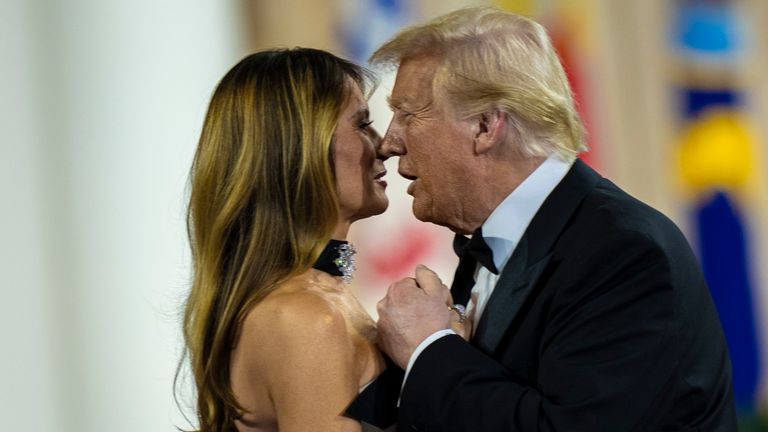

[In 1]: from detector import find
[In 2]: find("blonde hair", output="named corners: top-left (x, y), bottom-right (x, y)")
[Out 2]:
top-left (370, 7), bottom-right (586, 160)
top-left (179, 48), bottom-right (372, 432)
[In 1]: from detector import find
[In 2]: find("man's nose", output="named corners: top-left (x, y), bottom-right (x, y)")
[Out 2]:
top-left (377, 127), bottom-right (405, 160)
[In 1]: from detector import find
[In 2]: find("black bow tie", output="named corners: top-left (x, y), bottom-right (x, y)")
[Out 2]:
top-left (455, 228), bottom-right (498, 274)
top-left (450, 228), bottom-right (498, 306)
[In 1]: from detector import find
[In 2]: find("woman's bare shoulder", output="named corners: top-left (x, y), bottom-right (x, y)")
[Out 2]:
top-left (236, 274), bottom-right (364, 431)
top-left (238, 271), bottom-right (353, 360)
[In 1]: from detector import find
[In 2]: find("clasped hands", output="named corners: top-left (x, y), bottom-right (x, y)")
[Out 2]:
top-left (376, 265), bottom-right (471, 369)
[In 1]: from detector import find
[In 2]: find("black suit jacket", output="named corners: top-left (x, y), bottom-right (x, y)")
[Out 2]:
top-left (349, 160), bottom-right (736, 431)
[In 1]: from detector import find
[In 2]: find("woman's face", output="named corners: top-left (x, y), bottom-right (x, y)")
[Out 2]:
top-left (333, 79), bottom-right (388, 222)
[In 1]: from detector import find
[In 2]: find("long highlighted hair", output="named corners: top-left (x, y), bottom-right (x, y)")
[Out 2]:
top-left (179, 48), bottom-right (371, 432)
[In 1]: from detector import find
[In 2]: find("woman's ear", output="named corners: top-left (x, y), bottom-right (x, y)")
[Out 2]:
top-left (473, 110), bottom-right (507, 155)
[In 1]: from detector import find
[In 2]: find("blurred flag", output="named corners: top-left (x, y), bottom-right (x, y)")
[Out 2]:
top-left (336, 0), bottom-right (412, 63)
top-left (671, 0), bottom-right (765, 421)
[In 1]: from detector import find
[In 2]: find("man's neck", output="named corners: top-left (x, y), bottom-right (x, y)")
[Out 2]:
top-left (455, 155), bottom-right (547, 234)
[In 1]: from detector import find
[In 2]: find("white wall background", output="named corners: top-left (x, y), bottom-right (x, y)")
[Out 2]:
top-left (0, 1), bottom-right (242, 430)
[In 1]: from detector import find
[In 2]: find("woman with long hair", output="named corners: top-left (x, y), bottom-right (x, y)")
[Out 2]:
top-left (180, 48), bottom-right (391, 432)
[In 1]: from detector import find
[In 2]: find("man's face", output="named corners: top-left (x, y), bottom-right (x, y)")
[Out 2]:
top-left (380, 57), bottom-right (476, 232)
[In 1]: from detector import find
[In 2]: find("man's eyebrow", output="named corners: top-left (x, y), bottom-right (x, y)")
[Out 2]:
top-left (386, 95), bottom-right (404, 110)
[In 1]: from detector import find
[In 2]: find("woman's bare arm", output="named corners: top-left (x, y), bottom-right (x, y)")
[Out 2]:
top-left (243, 290), bottom-right (363, 432)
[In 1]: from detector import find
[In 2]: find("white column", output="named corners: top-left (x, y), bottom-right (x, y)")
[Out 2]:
top-left (0, 0), bottom-right (244, 430)
top-left (0, 1), bottom-right (60, 430)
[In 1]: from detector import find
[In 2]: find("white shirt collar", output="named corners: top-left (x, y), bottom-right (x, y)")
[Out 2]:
top-left (482, 155), bottom-right (573, 271)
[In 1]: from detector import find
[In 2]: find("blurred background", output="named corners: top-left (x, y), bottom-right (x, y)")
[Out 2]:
top-left (2, 0), bottom-right (767, 430)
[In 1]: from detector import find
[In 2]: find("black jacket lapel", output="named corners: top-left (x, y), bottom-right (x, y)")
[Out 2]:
top-left (473, 240), bottom-right (551, 355)
top-left (473, 159), bottom-right (601, 354)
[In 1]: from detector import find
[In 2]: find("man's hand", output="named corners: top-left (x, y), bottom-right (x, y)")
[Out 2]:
top-left (376, 265), bottom-right (453, 368)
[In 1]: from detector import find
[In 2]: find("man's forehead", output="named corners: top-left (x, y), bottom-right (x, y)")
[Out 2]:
top-left (400, 54), bottom-right (441, 72)
top-left (389, 59), bottom-right (439, 106)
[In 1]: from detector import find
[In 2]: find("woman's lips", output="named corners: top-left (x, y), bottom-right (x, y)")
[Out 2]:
top-left (374, 170), bottom-right (387, 188)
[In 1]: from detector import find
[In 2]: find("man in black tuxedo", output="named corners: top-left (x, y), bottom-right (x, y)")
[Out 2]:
top-left (359, 7), bottom-right (736, 432)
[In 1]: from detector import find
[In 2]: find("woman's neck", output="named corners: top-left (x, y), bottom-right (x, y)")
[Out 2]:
top-left (331, 220), bottom-right (351, 241)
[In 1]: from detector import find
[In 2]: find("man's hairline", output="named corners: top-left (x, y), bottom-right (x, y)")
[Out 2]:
top-left (385, 54), bottom-right (463, 119)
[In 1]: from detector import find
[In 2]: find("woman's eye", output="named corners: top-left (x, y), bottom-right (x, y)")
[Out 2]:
top-left (359, 120), bottom-right (374, 130)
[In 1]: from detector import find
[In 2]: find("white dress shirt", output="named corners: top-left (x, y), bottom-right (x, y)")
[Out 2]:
top-left (401, 155), bottom-right (574, 390)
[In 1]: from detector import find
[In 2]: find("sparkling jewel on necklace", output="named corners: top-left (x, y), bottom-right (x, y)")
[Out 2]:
top-left (333, 243), bottom-right (357, 284)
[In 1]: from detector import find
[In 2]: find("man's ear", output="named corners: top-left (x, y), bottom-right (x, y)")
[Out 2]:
top-left (473, 111), bottom-right (506, 155)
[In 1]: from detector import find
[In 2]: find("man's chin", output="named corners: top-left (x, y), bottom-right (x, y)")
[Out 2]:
top-left (411, 202), bottom-right (434, 224)
top-left (412, 203), bottom-right (469, 233)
